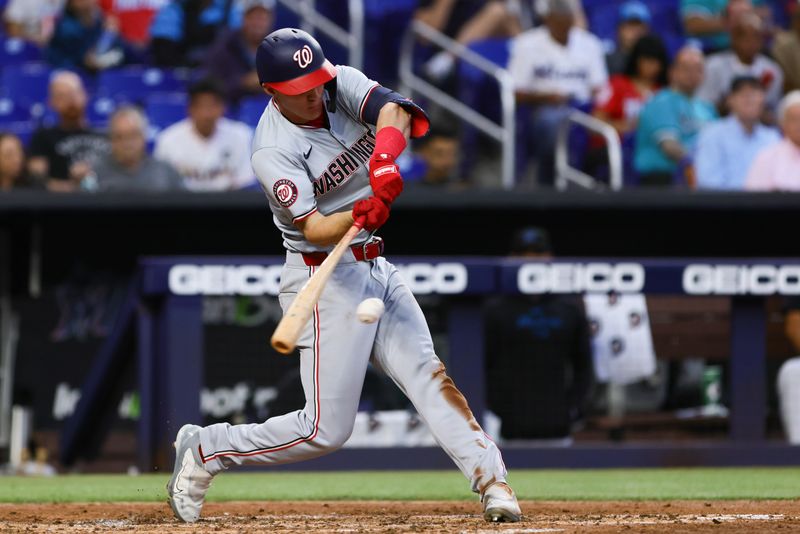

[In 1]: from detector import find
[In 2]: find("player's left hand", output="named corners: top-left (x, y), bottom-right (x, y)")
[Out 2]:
top-left (369, 154), bottom-right (403, 205)
top-left (353, 196), bottom-right (390, 231)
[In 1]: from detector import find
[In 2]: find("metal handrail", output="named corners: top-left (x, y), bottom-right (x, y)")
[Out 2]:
top-left (555, 110), bottom-right (623, 191)
top-left (0, 231), bottom-right (18, 449)
top-left (277, 0), bottom-right (364, 70)
top-left (399, 20), bottom-right (516, 189)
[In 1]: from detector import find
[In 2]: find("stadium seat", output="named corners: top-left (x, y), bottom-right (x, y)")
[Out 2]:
top-left (97, 67), bottom-right (187, 104)
top-left (1, 62), bottom-right (51, 104)
top-left (273, 3), bottom-right (301, 32)
top-left (87, 96), bottom-right (118, 129)
top-left (145, 93), bottom-right (187, 131)
top-left (362, 0), bottom-right (418, 84)
top-left (585, 0), bottom-right (683, 41)
top-left (236, 96), bottom-right (268, 128)
top-left (456, 39), bottom-right (511, 173)
top-left (0, 120), bottom-right (36, 146)
top-left (0, 96), bottom-right (33, 122)
top-left (0, 37), bottom-right (42, 66)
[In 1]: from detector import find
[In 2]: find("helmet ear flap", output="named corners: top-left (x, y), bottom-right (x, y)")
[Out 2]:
top-left (324, 78), bottom-right (338, 113)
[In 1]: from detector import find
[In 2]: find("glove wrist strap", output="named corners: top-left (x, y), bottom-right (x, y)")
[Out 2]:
top-left (373, 126), bottom-right (407, 161)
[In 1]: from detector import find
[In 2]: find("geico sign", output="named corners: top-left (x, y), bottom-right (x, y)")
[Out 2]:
top-left (517, 263), bottom-right (645, 293)
top-left (169, 265), bottom-right (283, 296)
top-left (395, 263), bottom-right (468, 294)
top-left (683, 264), bottom-right (800, 295)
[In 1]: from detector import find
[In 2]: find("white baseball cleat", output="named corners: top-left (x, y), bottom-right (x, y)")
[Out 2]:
top-left (166, 424), bottom-right (213, 523)
top-left (482, 481), bottom-right (522, 523)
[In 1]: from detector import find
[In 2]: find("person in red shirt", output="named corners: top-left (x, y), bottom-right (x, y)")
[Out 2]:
top-left (594, 34), bottom-right (669, 137)
top-left (99, 0), bottom-right (168, 46)
top-left (586, 34), bottom-right (668, 183)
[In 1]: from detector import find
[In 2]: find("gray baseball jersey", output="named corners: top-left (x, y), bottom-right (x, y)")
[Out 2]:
top-left (251, 65), bottom-right (379, 253)
top-left (195, 64), bottom-right (508, 498)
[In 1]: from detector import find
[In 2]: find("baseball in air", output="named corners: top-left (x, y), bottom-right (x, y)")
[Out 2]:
top-left (356, 298), bottom-right (385, 324)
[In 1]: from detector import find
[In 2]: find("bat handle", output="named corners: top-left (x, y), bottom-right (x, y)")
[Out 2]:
top-left (353, 215), bottom-right (366, 230)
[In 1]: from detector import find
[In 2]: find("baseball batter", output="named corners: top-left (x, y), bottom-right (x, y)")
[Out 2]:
top-left (166, 28), bottom-right (521, 524)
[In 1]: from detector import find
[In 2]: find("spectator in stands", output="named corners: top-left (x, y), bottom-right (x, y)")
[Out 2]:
top-left (405, 126), bottom-right (461, 187)
top-left (681, 0), bottom-right (763, 52)
top-left (605, 1), bottom-right (652, 76)
top-left (3, 0), bottom-right (64, 45)
top-left (414, 0), bottom-right (522, 81)
top-left (28, 72), bottom-right (109, 192)
top-left (92, 107), bottom-right (184, 192)
top-left (99, 0), bottom-right (168, 47)
top-left (46, 0), bottom-right (127, 71)
top-left (745, 91), bottom-right (800, 190)
top-left (531, 0), bottom-right (589, 29)
top-left (695, 76), bottom-right (780, 189)
top-left (484, 227), bottom-right (592, 442)
top-left (772, 6), bottom-right (800, 93)
top-left (0, 133), bottom-right (38, 191)
top-left (779, 298), bottom-right (800, 445)
top-left (149, 0), bottom-right (242, 67)
top-left (634, 46), bottom-right (717, 187)
top-left (509, 0), bottom-right (608, 186)
top-left (204, 0), bottom-right (273, 105)
top-left (154, 78), bottom-right (254, 191)
top-left (594, 34), bottom-right (668, 138)
top-left (697, 13), bottom-right (783, 120)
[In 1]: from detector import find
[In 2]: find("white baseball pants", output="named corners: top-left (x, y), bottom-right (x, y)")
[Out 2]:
top-left (197, 251), bottom-right (507, 494)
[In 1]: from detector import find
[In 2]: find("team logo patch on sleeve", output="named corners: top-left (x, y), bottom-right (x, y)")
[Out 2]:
top-left (273, 179), bottom-right (299, 207)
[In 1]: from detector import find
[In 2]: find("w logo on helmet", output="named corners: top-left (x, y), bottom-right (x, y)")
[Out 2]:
top-left (293, 45), bottom-right (314, 68)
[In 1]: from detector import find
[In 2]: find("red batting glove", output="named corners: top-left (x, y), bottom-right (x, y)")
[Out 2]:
top-left (353, 196), bottom-right (390, 232)
top-left (369, 154), bottom-right (403, 205)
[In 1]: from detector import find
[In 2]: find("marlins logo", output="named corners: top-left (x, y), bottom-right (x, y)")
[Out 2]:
top-left (273, 179), bottom-right (298, 207)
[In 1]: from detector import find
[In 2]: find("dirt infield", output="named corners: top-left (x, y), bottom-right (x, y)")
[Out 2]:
top-left (0, 500), bottom-right (798, 533)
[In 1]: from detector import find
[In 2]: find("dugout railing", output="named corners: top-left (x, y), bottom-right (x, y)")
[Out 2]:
top-left (399, 20), bottom-right (518, 189)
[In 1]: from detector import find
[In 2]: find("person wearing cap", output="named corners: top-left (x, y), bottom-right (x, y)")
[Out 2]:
top-left (204, 0), bottom-right (274, 105)
top-left (745, 91), bottom-right (800, 191)
top-left (509, 0), bottom-right (608, 185)
top-left (606, 1), bottom-right (652, 76)
top-left (165, 28), bottom-right (522, 525)
top-left (153, 78), bottom-right (255, 190)
top-left (484, 226), bottom-right (593, 442)
top-left (697, 12), bottom-right (783, 119)
top-left (695, 76), bottom-right (780, 190)
top-left (634, 46), bottom-right (717, 187)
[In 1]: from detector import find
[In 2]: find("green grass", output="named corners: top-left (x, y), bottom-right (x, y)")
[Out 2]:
top-left (1, 468), bottom-right (798, 503)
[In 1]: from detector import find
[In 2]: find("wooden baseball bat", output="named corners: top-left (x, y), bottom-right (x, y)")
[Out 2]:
top-left (270, 217), bottom-right (365, 355)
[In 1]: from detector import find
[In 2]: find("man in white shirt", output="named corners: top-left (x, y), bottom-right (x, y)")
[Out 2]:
top-left (508, 0), bottom-right (608, 185)
top-left (3, 0), bottom-right (64, 45)
top-left (697, 12), bottom-right (783, 120)
top-left (154, 78), bottom-right (256, 191)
